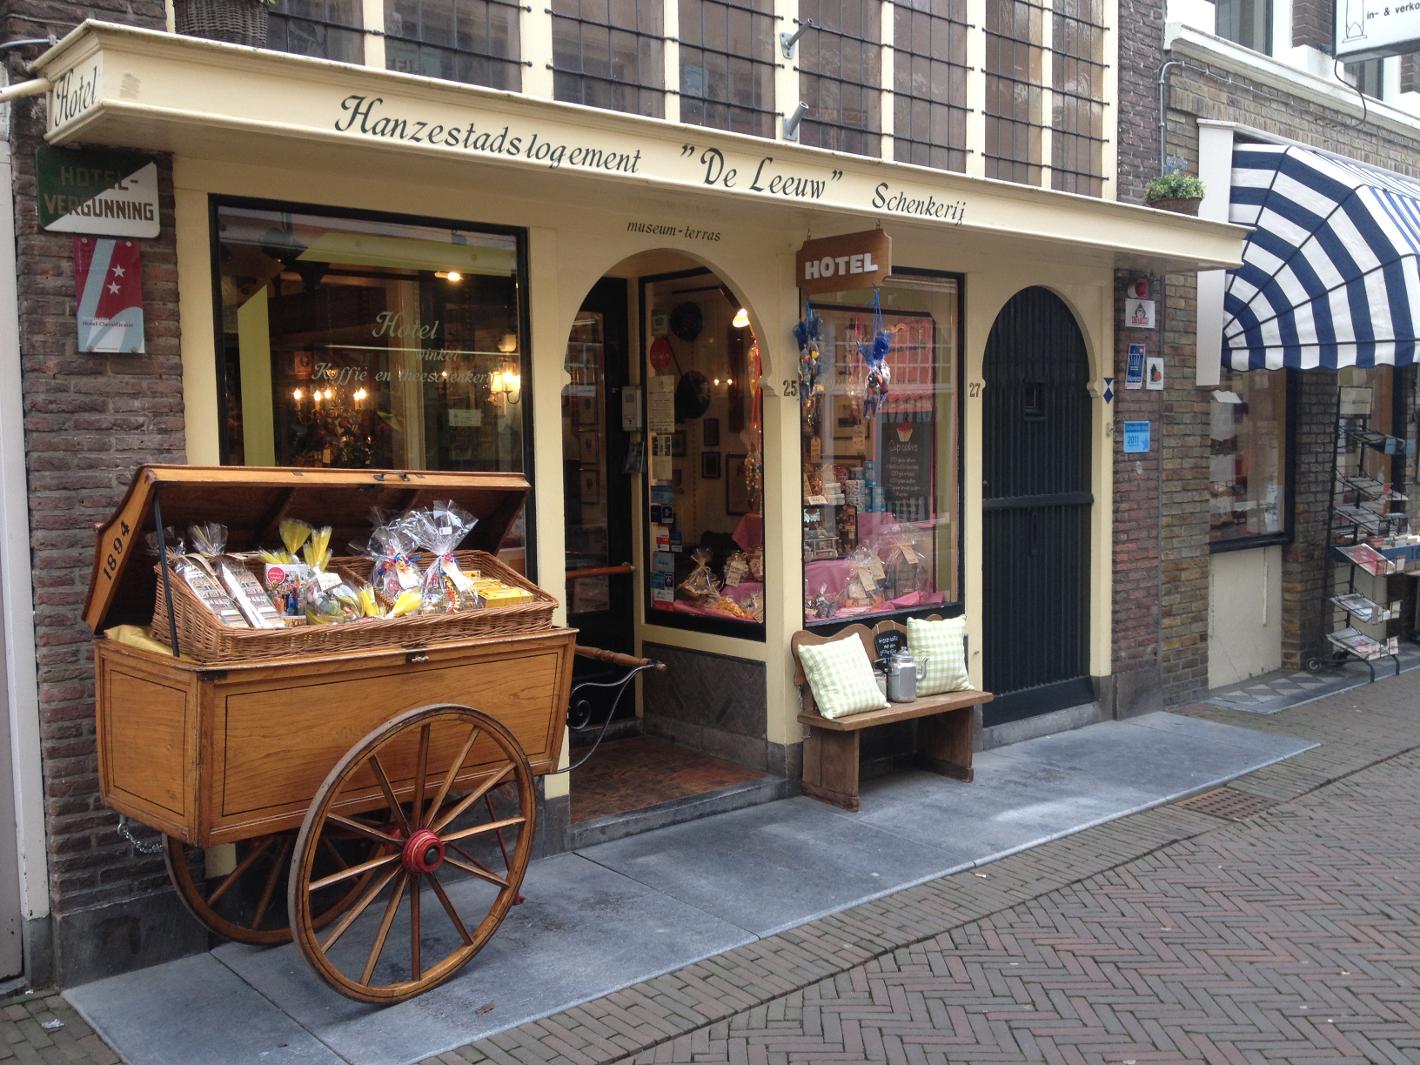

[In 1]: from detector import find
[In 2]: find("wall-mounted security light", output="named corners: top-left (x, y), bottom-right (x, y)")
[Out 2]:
top-left (783, 101), bottom-right (810, 141)
top-left (780, 18), bottom-right (818, 59)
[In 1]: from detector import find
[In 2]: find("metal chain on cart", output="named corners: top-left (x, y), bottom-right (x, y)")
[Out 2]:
top-left (115, 815), bottom-right (166, 855)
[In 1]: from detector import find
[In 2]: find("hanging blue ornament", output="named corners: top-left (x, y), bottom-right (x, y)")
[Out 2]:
top-left (793, 303), bottom-right (823, 403)
top-left (859, 290), bottom-right (891, 418)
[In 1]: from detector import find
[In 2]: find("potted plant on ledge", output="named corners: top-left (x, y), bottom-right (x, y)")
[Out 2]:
top-left (174, 0), bottom-right (277, 48)
top-left (1144, 172), bottom-right (1206, 216)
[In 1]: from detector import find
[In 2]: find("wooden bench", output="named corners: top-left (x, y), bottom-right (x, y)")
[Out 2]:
top-left (790, 619), bottom-right (993, 811)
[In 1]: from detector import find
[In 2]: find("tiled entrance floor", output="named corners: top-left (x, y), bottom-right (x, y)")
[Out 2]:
top-left (569, 735), bottom-right (770, 823)
top-left (66, 712), bottom-right (1314, 1065)
top-left (1207, 640), bottom-right (1420, 714)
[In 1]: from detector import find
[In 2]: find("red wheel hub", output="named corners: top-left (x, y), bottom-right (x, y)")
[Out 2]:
top-left (401, 828), bottom-right (445, 874)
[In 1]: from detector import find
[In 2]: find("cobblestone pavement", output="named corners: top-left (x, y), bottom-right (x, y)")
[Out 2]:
top-left (7, 673), bottom-right (1418, 1065)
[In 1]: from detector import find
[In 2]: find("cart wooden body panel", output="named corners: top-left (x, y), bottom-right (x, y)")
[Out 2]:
top-left (95, 629), bottom-right (574, 846)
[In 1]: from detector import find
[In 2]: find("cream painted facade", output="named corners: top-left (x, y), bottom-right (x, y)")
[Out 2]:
top-left (34, 22), bottom-right (1244, 810)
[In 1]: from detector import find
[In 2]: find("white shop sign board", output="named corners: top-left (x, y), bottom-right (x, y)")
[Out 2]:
top-left (1336, 0), bottom-right (1420, 61)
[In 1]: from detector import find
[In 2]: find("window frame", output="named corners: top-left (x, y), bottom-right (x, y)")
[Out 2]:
top-left (1213, 0), bottom-right (1273, 54)
top-left (206, 194), bottom-right (539, 579)
top-left (800, 267), bottom-right (967, 637)
top-left (1208, 368), bottom-right (1297, 554)
top-left (382, 0), bottom-right (528, 92)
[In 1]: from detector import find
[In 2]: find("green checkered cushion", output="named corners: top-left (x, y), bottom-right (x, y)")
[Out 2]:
top-left (907, 616), bottom-right (972, 695)
top-left (798, 636), bottom-right (889, 720)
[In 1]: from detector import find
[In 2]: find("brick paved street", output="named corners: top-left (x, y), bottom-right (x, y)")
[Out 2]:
top-left (6, 672), bottom-right (1418, 1065)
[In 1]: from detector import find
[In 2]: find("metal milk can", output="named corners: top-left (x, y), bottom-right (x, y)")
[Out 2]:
top-left (885, 648), bottom-right (929, 702)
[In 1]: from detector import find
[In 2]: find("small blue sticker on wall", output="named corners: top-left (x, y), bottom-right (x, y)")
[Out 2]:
top-left (1122, 421), bottom-right (1151, 453)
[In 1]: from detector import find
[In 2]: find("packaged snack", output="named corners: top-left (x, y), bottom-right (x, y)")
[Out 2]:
top-left (301, 527), bottom-right (362, 624)
top-left (386, 589), bottom-right (423, 618)
top-left (355, 584), bottom-right (383, 619)
top-left (358, 518), bottom-right (422, 609)
top-left (263, 561), bottom-right (311, 614)
top-left (723, 550), bottom-right (750, 587)
top-left (408, 502), bottom-right (481, 614)
top-left (677, 548), bottom-right (721, 603)
top-left (178, 562), bottom-right (248, 628)
top-left (220, 562), bottom-right (285, 629)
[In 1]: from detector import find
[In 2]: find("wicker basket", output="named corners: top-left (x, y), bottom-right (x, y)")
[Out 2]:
top-left (151, 550), bottom-right (556, 664)
top-left (174, 0), bottom-right (270, 46)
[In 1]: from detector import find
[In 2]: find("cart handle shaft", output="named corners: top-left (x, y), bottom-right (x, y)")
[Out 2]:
top-left (575, 645), bottom-right (666, 672)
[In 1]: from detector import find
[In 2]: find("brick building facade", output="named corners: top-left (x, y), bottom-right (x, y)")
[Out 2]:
top-left (1113, 1), bottom-right (1420, 707)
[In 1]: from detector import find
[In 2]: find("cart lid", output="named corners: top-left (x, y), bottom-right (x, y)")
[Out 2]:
top-left (84, 465), bottom-right (532, 632)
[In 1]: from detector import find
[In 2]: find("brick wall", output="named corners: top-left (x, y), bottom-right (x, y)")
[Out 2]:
top-left (1115, 0), bottom-right (1165, 203)
top-left (1281, 373), bottom-right (1338, 667)
top-left (5, 2), bottom-right (195, 982)
top-left (1110, 271), bottom-right (1164, 714)
top-left (1292, 0), bottom-right (1331, 50)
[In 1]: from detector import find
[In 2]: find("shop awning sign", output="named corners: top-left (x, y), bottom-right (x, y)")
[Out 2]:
top-left (796, 230), bottom-right (891, 295)
top-left (37, 145), bottom-right (159, 238)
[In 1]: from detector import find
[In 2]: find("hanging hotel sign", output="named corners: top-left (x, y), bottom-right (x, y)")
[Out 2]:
top-left (1336, 0), bottom-right (1420, 61)
top-left (796, 230), bottom-right (892, 295)
top-left (37, 145), bottom-right (159, 238)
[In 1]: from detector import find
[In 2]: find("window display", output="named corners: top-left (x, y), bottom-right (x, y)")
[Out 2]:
top-left (643, 272), bottom-right (765, 632)
top-left (1209, 369), bottom-right (1288, 544)
top-left (801, 275), bottom-right (960, 625)
top-left (214, 203), bottom-right (530, 568)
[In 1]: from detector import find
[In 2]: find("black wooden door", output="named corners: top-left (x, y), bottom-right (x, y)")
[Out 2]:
top-left (982, 287), bottom-right (1093, 725)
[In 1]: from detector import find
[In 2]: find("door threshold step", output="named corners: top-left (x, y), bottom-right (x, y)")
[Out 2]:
top-left (569, 775), bottom-right (795, 850)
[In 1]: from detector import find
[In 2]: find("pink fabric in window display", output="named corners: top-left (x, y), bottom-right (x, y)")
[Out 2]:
top-left (804, 559), bottom-right (943, 619)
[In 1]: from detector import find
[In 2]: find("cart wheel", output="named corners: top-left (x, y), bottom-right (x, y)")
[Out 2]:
top-left (166, 832), bottom-right (376, 946)
top-left (288, 704), bottom-right (536, 1004)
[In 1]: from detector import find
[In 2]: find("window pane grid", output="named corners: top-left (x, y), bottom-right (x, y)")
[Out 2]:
top-left (1051, 0), bottom-right (1106, 196)
top-left (269, 0), bottom-right (364, 63)
top-left (799, 0), bottom-right (883, 158)
top-left (892, 0), bottom-right (970, 173)
top-left (385, 0), bottom-right (525, 90)
top-left (551, 0), bottom-right (666, 118)
top-left (680, 0), bottom-right (778, 137)
top-left (984, 0), bottom-right (1044, 186)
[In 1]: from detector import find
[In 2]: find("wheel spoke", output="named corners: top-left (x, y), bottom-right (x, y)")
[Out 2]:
top-left (441, 815), bottom-right (526, 846)
top-left (326, 813), bottom-right (400, 847)
top-left (207, 837), bottom-right (275, 906)
top-left (252, 837), bottom-right (292, 930)
top-left (410, 876), bottom-right (422, 981)
top-left (369, 754), bottom-right (412, 835)
top-left (443, 853), bottom-right (509, 889)
top-left (422, 725), bottom-right (481, 829)
top-left (320, 866), bottom-right (401, 953)
top-left (428, 872), bottom-right (473, 944)
top-left (430, 765), bottom-right (512, 834)
top-left (360, 872), bottom-right (408, 984)
top-left (308, 850), bottom-right (399, 893)
top-left (411, 724), bottom-right (431, 830)
top-left (320, 837), bottom-right (352, 871)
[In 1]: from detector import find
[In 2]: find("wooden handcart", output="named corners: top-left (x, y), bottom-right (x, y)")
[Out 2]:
top-left (83, 466), bottom-right (656, 1004)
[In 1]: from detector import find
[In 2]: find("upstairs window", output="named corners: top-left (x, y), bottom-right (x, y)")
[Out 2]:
top-left (1051, 0), bottom-right (1107, 196)
top-left (679, 0), bottom-right (778, 138)
top-left (384, 0), bottom-right (524, 91)
top-left (1215, 0), bottom-right (1271, 53)
top-left (798, 0), bottom-right (883, 157)
top-left (269, 0), bottom-right (364, 63)
top-left (984, 0), bottom-right (1044, 185)
top-left (1344, 57), bottom-right (1385, 99)
top-left (892, 0), bottom-right (970, 173)
top-left (551, 0), bottom-right (666, 118)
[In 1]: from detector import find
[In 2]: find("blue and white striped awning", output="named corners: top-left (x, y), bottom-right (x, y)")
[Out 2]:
top-left (1223, 141), bottom-right (1420, 370)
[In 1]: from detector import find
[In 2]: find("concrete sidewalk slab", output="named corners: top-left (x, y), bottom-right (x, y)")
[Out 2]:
top-left (66, 954), bottom-right (343, 1065)
top-left (210, 852), bottom-right (754, 1065)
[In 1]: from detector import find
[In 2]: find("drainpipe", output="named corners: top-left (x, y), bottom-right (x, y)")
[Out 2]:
top-left (1157, 59), bottom-right (1182, 174)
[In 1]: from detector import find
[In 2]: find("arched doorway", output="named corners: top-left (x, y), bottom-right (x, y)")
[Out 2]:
top-left (981, 287), bottom-right (1093, 725)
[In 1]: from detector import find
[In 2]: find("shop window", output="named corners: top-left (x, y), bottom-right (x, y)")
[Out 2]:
top-left (1214, 0), bottom-right (1271, 53)
top-left (642, 271), bottom-right (765, 636)
top-left (1051, 0), bottom-right (1107, 197)
top-left (984, 0), bottom-right (1044, 186)
top-left (798, 0), bottom-right (883, 157)
top-left (679, 0), bottom-right (778, 138)
top-left (384, 0), bottom-right (524, 91)
top-left (1344, 58), bottom-right (1385, 99)
top-left (892, 0), bottom-right (970, 174)
top-left (1209, 370), bottom-right (1290, 547)
top-left (802, 273), bottom-right (961, 626)
top-left (551, 0), bottom-right (666, 119)
top-left (268, 0), bottom-right (365, 64)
